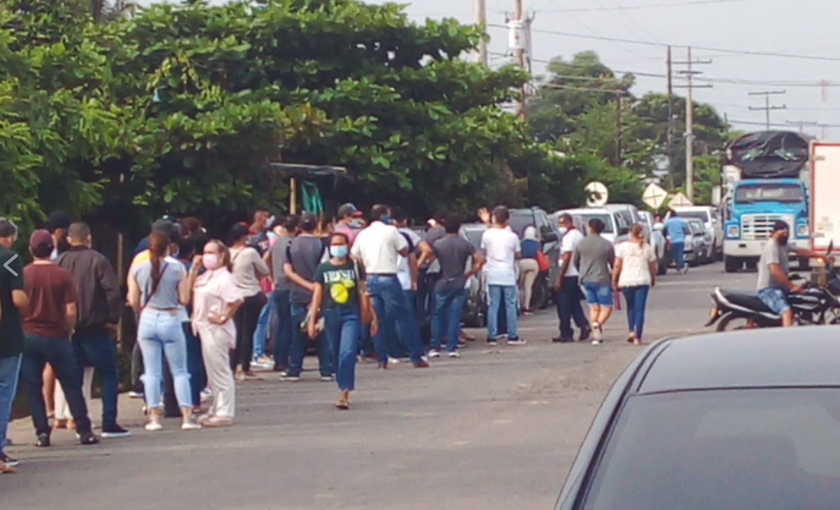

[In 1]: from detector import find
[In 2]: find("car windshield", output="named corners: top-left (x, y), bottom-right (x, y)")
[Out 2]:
top-left (688, 221), bottom-right (705, 235)
top-left (509, 213), bottom-right (533, 238)
top-left (735, 183), bottom-right (804, 204)
top-left (582, 389), bottom-right (840, 510)
top-left (579, 214), bottom-right (614, 233)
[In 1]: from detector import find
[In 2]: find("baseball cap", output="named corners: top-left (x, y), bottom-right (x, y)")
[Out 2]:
top-left (337, 203), bottom-right (363, 219)
top-left (29, 229), bottom-right (54, 250)
top-left (152, 219), bottom-right (181, 245)
top-left (772, 220), bottom-right (790, 233)
top-left (300, 212), bottom-right (318, 232)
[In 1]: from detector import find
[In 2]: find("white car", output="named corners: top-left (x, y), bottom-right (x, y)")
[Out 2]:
top-left (671, 206), bottom-right (723, 259)
top-left (553, 207), bottom-right (630, 245)
top-left (684, 218), bottom-right (713, 266)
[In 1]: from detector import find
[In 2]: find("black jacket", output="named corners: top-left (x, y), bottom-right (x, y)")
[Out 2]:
top-left (56, 246), bottom-right (122, 334)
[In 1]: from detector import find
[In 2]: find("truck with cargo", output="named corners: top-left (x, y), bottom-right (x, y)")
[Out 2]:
top-left (718, 131), bottom-right (812, 273)
top-left (810, 142), bottom-right (840, 255)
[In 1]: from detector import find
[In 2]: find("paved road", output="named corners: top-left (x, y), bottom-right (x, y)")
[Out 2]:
top-left (3, 262), bottom-right (757, 510)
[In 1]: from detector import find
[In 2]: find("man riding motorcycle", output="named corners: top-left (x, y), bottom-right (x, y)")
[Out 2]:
top-left (757, 220), bottom-right (830, 327)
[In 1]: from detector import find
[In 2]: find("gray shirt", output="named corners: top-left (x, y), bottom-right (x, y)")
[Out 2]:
top-left (230, 246), bottom-right (270, 298)
top-left (287, 234), bottom-right (327, 305)
top-left (131, 257), bottom-right (185, 309)
top-left (757, 239), bottom-right (790, 291)
top-left (424, 226), bottom-right (447, 273)
top-left (270, 235), bottom-right (292, 291)
top-left (573, 235), bottom-right (615, 285)
top-left (433, 235), bottom-right (476, 291)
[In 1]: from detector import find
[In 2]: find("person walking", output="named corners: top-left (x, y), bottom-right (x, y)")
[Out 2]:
top-left (480, 206), bottom-right (524, 346)
top-left (613, 224), bottom-right (657, 345)
top-left (351, 205), bottom-right (429, 368)
top-left (307, 233), bottom-right (365, 409)
top-left (42, 211), bottom-right (71, 427)
top-left (265, 215), bottom-right (298, 372)
top-left (518, 226), bottom-right (540, 315)
top-left (553, 214), bottom-right (591, 343)
top-left (128, 231), bottom-right (200, 431)
top-left (664, 210), bottom-right (691, 274)
top-left (429, 213), bottom-right (484, 358)
top-left (20, 230), bottom-right (99, 447)
top-left (228, 223), bottom-right (270, 380)
top-left (56, 222), bottom-right (129, 437)
top-left (574, 218), bottom-right (616, 345)
top-left (283, 213), bottom-right (334, 381)
top-left (0, 219), bottom-right (28, 467)
top-left (333, 203), bottom-right (365, 247)
top-left (190, 240), bottom-right (243, 427)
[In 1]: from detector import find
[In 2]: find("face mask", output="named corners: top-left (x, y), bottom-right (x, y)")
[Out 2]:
top-left (171, 247), bottom-right (180, 258)
top-left (203, 253), bottom-right (220, 270)
top-left (349, 219), bottom-right (364, 228)
top-left (558, 227), bottom-right (568, 236)
top-left (381, 215), bottom-right (392, 225)
top-left (778, 235), bottom-right (789, 246)
top-left (330, 245), bottom-right (348, 259)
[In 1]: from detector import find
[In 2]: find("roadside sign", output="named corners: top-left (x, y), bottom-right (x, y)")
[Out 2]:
top-left (643, 183), bottom-right (668, 210)
top-left (669, 192), bottom-right (693, 207)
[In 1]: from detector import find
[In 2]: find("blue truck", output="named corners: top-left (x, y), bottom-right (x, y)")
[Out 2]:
top-left (719, 131), bottom-right (812, 273)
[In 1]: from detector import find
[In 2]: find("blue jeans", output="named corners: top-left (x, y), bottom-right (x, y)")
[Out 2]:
top-left (367, 275), bottom-right (424, 364)
top-left (432, 287), bottom-right (466, 352)
top-left (758, 287), bottom-right (791, 314)
top-left (137, 309), bottom-right (192, 409)
top-left (22, 334), bottom-right (93, 435)
top-left (252, 295), bottom-right (273, 360)
top-left (669, 242), bottom-right (685, 271)
top-left (72, 330), bottom-right (121, 429)
top-left (488, 285), bottom-right (518, 340)
top-left (582, 281), bottom-right (613, 307)
top-left (183, 323), bottom-right (206, 407)
top-left (271, 290), bottom-right (293, 370)
top-left (0, 354), bottom-right (21, 454)
top-left (622, 286), bottom-right (651, 341)
top-left (393, 290), bottom-right (423, 358)
top-left (324, 308), bottom-right (360, 391)
top-left (557, 276), bottom-right (589, 339)
top-left (288, 301), bottom-right (333, 378)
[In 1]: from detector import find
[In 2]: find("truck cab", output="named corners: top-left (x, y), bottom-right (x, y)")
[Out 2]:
top-left (723, 178), bottom-right (810, 272)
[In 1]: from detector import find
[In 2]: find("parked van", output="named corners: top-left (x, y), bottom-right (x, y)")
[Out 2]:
top-left (669, 206), bottom-right (723, 259)
top-left (553, 207), bottom-right (630, 245)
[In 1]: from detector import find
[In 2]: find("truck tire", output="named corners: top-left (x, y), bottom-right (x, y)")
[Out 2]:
top-left (724, 256), bottom-right (741, 273)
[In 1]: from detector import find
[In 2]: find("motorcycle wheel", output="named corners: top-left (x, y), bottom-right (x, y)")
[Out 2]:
top-left (716, 314), bottom-right (763, 332)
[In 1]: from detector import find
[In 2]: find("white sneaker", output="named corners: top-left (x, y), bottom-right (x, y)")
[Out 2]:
top-left (448, 351), bottom-right (461, 358)
top-left (320, 375), bottom-right (335, 382)
top-left (145, 420), bottom-right (163, 432)
top-left (200, 388), bottom-right (213, 402)
top-left (592, 339), bottom-right (604, 345)
top-left (181, 419), bottom-right (202, 431)
top-left (592, 322), bottom-right (603, 342)
top-left (428, 350), bottom-right (441, 359)
top-left (388, 357), bottom-right (401, 365)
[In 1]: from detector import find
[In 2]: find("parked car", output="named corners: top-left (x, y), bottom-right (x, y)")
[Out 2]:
top-left (555, 328), bottom-right (840, 510)
top-left (639, 211), bottom-right (668, 275)
top-left (684, 218), bottom-right (712, 267)
top-left (670, 205), bottom-right (723, 260)
top-left (553, 208), bottom-right (631, 245)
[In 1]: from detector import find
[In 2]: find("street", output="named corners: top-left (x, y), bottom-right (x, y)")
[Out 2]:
top-left (2, 262), bottom-right (757, 510)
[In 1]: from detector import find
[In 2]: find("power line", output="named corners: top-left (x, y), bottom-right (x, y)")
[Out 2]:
top-left (488, 24), bottom-right (840, 62)
top-left (729, 119), bottom-right (840, 128)
top-left (539, 0), bottom-right (744, 13)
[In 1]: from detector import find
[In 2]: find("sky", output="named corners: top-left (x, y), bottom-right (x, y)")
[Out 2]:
top-left (135, 0), bottom-right (840, 138)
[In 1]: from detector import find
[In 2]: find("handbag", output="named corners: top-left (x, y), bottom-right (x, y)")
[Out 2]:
top-left (354, 260), bottom-right (375, 325)
top-left (535, 250), bottom-right (550, 272)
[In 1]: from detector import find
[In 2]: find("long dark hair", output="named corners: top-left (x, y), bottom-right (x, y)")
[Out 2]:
top-left (148, 231), bottom-right (170, 298)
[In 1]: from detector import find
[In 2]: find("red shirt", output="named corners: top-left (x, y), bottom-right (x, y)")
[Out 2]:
top-left (23, 263), bottom-right (78, 339)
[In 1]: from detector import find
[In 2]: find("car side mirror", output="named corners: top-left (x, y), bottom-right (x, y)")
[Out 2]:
top-left (653, 223), bottom-right (664, 232)
top-left (542, 232), bottom-right (558, 243)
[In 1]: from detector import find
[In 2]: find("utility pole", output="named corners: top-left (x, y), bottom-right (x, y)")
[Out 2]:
top-left (474, 0), bottom-right (488, 68)
top-left (615, 90), bottom-right (623, 167)
top-left (785, 120), bottom-right (817, 134)
top-left (507, 0), bottom-right (532, 120)
top-left (674, 47), bottom-right (712, 204)
top-left (748, 90), bottom-right (786, 130)
top-left (666, 45), bottom-right (675, 189)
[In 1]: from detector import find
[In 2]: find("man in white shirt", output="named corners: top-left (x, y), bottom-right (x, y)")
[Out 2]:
top-left (552, 214), bottom-right (591, 343)
top-left (480, 206), bottom-right (525, 346)
top-left (352, 205), bottom-right (429, 369)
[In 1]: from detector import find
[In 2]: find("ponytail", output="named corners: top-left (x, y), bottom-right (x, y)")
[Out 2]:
top-left (148, 231), bottom-right (170, 298)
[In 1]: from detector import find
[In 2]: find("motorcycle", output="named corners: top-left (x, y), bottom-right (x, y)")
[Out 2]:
top-left (706, 242), bottom-right (840, 331)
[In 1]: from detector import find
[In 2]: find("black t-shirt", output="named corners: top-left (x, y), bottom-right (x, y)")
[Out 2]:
top-left (433, 235), bottom-right (476, 291)
top-left (0, 246), bottom-right (25, 357)
top-left (313, 260), bottom-right (364, 312)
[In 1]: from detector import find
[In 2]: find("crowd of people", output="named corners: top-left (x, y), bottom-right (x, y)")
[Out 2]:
top-left (0, 202), bottom-right (662, 474)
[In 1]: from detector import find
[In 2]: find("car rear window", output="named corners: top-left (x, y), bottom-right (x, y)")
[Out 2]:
top-left (582, 389), bottom-right (840, 510)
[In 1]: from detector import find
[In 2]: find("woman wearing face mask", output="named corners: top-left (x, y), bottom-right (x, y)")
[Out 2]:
top-left (308, 233), bottom-right (365, 410)
top-left (228, 224), bottom-right (270, 380)
top-left (518, 226), bottom-right (541, 315)
top-left (128, 231), bottom-right (200, 431)
top-left (189, 240), bottom-right (243, 426)
top-left (612, 224), bottom-right (657, 346)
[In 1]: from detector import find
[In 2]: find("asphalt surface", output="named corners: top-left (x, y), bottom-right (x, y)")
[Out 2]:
top-left (3, 262), bottom-right (758, 510)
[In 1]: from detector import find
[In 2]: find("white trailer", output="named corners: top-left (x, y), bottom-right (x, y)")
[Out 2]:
top-left (811, 142), bottom-right (840, 253)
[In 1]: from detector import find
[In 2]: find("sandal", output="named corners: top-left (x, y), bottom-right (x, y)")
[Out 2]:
top-left (626, 332), bottom-right (636, 344)
top-left (334, 399), bottom-right (350, 410)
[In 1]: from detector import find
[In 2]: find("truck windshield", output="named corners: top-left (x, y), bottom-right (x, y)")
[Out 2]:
top-left (735, 184), bottom-right (804, 204)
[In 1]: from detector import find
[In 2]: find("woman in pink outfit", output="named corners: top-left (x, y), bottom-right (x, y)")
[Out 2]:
top-left (189, 240), bottom-right (244, 427)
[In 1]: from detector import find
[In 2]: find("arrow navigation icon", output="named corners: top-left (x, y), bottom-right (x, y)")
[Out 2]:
top-left (4, 254), bottom-right (18, 276)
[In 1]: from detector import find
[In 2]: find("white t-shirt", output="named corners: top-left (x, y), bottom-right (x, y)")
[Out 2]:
top-left (397, 228), bottom-right (423, 291)
top-left (615, 242), bottom-right (656, 288)
top-left (560, 229), bottom-right (585, 277)
top-left (351, 221), bottom-right (408, 275)
top-left (480, 228), bottom-right (520, 286)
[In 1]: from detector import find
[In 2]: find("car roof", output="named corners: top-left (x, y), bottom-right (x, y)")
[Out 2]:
top-left (556, 208), bottom-right (611, 215)
top-left (635, 327), bottom-right (840, 394)
top-left (673, 206), bottom-right (713, 212)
